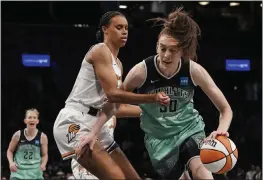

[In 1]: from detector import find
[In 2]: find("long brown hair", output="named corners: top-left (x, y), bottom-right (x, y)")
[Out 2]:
top-left (149, 7), bottom-right (201, 61)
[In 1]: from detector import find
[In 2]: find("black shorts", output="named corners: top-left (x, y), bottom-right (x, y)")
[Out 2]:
top-left (155, 132), bottom-right (205, 179)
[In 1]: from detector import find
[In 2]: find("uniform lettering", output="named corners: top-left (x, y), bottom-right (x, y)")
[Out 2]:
top-left (148, 86), bottom-right (189, 99)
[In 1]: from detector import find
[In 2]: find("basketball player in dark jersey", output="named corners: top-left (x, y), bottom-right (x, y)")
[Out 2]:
top-left (7, 109), bottom-right (48, 180)
top-left (120, 8), bottom-right (233, 179)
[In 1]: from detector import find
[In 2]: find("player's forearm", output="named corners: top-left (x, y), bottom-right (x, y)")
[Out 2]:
top-left (90, 112), bottom-right (109, 136)
top-left (217, 107), bottom-right (233, 132)
top-left (107, 89), bottom-right (156, 104)
top-left (115, 104), bottom-right (142, 118)
top-left (90, 104), bottom-right (116, 136)
top-left (7, 150), bottom-right (14, 164)
top-left (41, 154), bottom-right (48, 167)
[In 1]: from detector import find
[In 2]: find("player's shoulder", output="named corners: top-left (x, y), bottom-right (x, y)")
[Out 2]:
top-left (40, 132), bottom-right (48, 144)
top-left (87, 43), bottom-right (111, 63)
top-left (40, 132), bottom-right (48, 139)
top-left (14, 130), bottom-right (21, 136)
top-left (190, 60), bottom-right (212, 86)
top-left (190, 60), bottom-right (205, 73)
top-left (190, 59), bottom-right (200, 67)
top-left (12, 130), bottom-right (21, 140)
top-left (130, 61), bottom-right (146, 75)
top-left (91, 43), bottom-right (111, 55)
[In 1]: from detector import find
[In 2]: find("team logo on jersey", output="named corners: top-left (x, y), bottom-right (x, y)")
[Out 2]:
top-left (66, 124), bottom-right (80, 143)
top-left (35, 140), bottom-right (40, 145)
top-left (180, 77), bottom-right (188, 86)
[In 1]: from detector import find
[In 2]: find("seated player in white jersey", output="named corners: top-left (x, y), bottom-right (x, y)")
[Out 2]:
top-left (71, 116), bottom-right (116, 179)
top-left (53, 11), bottom-right (170, 180)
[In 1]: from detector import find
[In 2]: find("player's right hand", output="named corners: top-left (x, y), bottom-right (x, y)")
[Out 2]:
top-left (155, 92), bottom-right (170, 105)
top-left (9, 162), bottom-right (18, 172)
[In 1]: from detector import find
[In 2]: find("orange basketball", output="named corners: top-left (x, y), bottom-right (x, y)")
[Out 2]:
top-left (200, 136), bottom-right (238, 174)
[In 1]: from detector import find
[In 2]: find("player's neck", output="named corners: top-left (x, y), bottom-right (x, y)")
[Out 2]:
top-left (25, 128), bottom-right (37, 137)
top-left (104, 41), bottom-right (119, 59)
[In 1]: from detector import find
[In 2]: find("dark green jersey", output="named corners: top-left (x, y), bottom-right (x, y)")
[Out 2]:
top-left (137, 55), bottom-right (204, 138)
top-left (14, 129), bottom-right (42, 169)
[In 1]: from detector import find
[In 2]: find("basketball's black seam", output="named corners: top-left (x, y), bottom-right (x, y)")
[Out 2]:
top-left (201, 148), bottom-right (228, 158)
top-left (203, 153), bottom-right (234, 173)
top-left (201, 149), bottom-right (227, 163)
top-left (218, 156), bottom-right (228, 173)
top-left (218, 155), bottom-right (232, 173)
top-left (231, 148), bottom-right (238, 159)
top-left (202, 155), bottom-right (226, 165)
top-left (216, 138), bottom-right (232, 154)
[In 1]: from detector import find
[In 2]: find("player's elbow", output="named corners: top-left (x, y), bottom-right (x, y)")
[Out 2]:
top-left (105, 89), bottom-right (121, 103)
top-left (42, 151), bottom-right (48, 157)
top-left (220, 105), bottom-right (233, 119)
top-left (7, 149), bottom-right (13, 154)
top-left (7, 149), bottom-right (13, 158)
top-left (43, 153), bottom-right (48, 159)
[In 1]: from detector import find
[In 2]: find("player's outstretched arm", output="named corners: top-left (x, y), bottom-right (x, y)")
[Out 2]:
top-left (113, 61), bottom-right (147, 118)
top-left (89, 44), bottom-right (169, 105)
top-left (190, 61), bottom-right (233, 137)
top-left (115, 104), bottom-right (142, 118)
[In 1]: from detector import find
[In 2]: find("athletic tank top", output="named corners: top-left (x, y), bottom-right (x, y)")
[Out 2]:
top-left (137, 55), bottom-right (204, 138)
top-left (13, 129), bottom-right (42, 169)
top-left (65, 44), bottom-right (122, 109)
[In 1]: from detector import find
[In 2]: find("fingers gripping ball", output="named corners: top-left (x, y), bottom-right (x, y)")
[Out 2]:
top-left (200, 136), bottom-right (238, 174)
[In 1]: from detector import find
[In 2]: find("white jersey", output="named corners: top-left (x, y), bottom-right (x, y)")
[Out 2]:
top-left (65, 45), bottom-right (122, 109)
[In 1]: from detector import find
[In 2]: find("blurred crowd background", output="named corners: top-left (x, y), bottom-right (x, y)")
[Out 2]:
top-left (1, 1), bottom-right (262, 180)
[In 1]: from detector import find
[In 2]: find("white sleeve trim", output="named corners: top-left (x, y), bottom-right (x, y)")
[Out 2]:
top-left (190, 60), bottom-right (198, 87)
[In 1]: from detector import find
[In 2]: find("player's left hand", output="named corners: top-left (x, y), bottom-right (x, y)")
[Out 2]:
top-left (40, 164), bottom-right (46, 171)
top-left (204, 131), bottom-right (229, 142)
top-left (75, 133), bottom-right (98, 158)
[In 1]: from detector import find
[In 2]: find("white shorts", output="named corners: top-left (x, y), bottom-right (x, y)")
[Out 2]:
top-left (70, 116), bottom-right (115, 179)
top-left (71, 158), bottom-right (98, 179)
top-left (53, 103), bottom-right (118, 160)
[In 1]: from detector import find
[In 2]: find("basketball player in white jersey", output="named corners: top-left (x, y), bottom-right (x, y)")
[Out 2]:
top-left (71, 116), bottom-right (116, 180)
top-left (53, 11), bottom-right (170, 179)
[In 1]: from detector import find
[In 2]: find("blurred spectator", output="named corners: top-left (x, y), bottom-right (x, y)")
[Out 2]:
top-left (246, 165), bottom-right (257, 179)
top-left (254, 166), bottom-right (262, 180)
top-left (66, 173), bottom-right (75, 180)
top-left (236, 168), bottom-right (245, 180)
